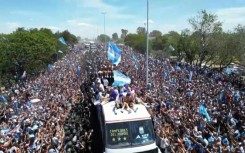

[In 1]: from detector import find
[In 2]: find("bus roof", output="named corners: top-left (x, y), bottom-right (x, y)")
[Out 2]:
top-left (102, 101), bottom-right (151, 123)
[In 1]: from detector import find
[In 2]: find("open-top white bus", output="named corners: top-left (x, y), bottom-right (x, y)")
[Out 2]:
top-left (94, 100), bottom-right (159, 153)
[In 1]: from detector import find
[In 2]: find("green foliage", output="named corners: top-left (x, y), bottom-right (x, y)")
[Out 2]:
top-left (97, 34), bottom-right (110, 43)
top-left (121, 29), bottom-right (128, 39)
top-left (234, 24), bottom-right (245, 66)
top-left (114, 10), bottom-right (244, 67)
top-left (177, 29), bottom-right (198, 64)
top-left (55, 30), bottom-right (78, 45)
top-left (124, 34), bottom-right (152, 54)
top-left (0, 28), bottom-right (78, 84)
top-left (112, 33), bottom-right (119, 42)
top-left (152, 36), bottom-right (167, 51)
top-left (188, 10), bottom-right (222, 66)
top-left (136, 27), bottom-right (146, 35)
top-left (149, 30), bottom-right (162, 37)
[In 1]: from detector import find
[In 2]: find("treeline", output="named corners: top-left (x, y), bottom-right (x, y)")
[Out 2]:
top-left (0, 27), bottom-right (78, 85)
top-left (101, 10), bottom-right (245, 68)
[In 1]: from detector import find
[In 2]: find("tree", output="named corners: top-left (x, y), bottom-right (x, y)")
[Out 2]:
top-left (188, 10), bottom-right (222, 66)
top-left (112, 33), bottom-right (119, 42)
top-left (97, 34), bottom-right (110, 43)
top-left (136, 27), bottom-right (146, 35)
top-left (0, 27), bottom-right (78, 84)
top-left (163, 31), bottom-right (180, 56)
top-left (55, 30), bottom-right (78, 46)
top-left (124, 34), bottom-right (152, 54)
top-left (121, 29), bottom-right (128, 39)
top-left (212, 32), bottom-right (236, 68)
top-left (149, 30), bottom-right (162, 37)
top-left (177, 29), bottom-right (198, 64)
top-left (234, 24), bottom-right (245, 66)
top-left (152, 36), bottom-right (167, 51)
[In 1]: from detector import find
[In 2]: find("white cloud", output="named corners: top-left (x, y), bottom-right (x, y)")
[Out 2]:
top-left (67, 19), bottom-right (95, 28)
top-left (65, 19), bottom-right (99, 38)
top-left (9, 10), bottom-right (43, 16)
top-left (216, 7), bottom-right (245, 31)
top-left (143, 19), bottom-right (154, 24)
top-left (0, 22), bottom-right (22, 34)
top-left (69, 0), bottom-right (135, 20)
top-left (6, 22), bottom-right (22, 31)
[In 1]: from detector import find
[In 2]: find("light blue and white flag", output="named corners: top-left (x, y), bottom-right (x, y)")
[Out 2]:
top-left (20, 71), bottom-right (26, 80)
top-left (133, 55), bottom-right (137, 62)
top-left (225, 67), bottom-right (231, 75)
top-left (163, 71), bottom-right (169, 78)
top-left (199, 103), bottom-right (211, 121)
top-left (108, 42), bottom-right (121, 65)
top-left (0, 94), bottom-right (8, 104)
top-left (77, 65), bottom-right (81, 78)
top-left (112, 70), bottom-right (131, 87)
top-left (132, 55), bottom-right (138, 70)
top-left (169, 44), bottom-right (175, 51)
top-left (58, 37), bottom-right (67, 45)
top-left (48, 64), bottom-right (53, 71)
top-left (189, 71), bottom-right (193, 81)
top-left (176, 66), bottom-right (181, 71)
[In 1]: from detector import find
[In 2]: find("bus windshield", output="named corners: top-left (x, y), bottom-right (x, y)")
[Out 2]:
top-left (106, 120), bottom-right (155, 148)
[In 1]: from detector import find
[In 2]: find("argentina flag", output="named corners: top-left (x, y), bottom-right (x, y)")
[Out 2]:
top-left (0, 94), bottom-right (8, 104)
top-left (112, 70), bottom-right (131, 87)
top-left (132, 55), bottom-right (138, 70)
top-left (199, 103), bottom-right (211, 121)
top-left (189, 71), bottom-right (193, 81)
top-left (225, 67), bottom-right (231, 75)
top-left (107, 42), bottom-right (121, 65)
top-left (58, 37), bottom-right (67, 45)
top-left (77, 65), bottom-right (81, 78)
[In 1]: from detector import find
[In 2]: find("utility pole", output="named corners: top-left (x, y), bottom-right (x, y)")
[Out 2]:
top-left (102, 12), bottom-right (106, 51)
top-left (146, 0), bottom-right (149, 86)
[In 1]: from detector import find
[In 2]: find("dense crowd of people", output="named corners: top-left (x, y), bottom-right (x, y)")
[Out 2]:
top-left (90, 45), bottom-right (245, 153)
top-left (115, 47), bottom-right (245, 153)
top-left (0, 43), bottom-right (244, 153)
top-left (0, 48), bottom-right (94, 153)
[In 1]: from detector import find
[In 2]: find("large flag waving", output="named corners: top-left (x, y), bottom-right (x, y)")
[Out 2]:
top-left (169, 44), bottom-right (175, 51)
top-left (108, 42), bottom-right (121, 65)
top-left (199, 103), bottom-right (211, 121)
top-left (225, 67), bottom-right (231, 75)
top-left (112, 70), bottom-right (131, 87)
top-left (132, 55), bottom-right (138, 70)
top-left (58, 37), bottom-right (67, 45)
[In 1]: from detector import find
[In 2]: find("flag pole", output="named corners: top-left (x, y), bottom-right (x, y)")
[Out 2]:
top-left (146, 0), bottom-right (149, 86)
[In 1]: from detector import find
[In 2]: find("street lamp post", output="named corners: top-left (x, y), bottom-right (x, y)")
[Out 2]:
top-left (102, 12), bottom-right (106, 51)
top-left (146, 0), bottom-right (149, 86)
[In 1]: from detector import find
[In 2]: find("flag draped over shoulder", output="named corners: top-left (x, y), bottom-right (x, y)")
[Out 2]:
top-left (107, 42), bottom-right (121, 66)
top-left (58, 37), bottom-right (67, 45)
top-left (199, 103), bottom-right (211, 121)
top-left (0, 94), bottom-right (8, 104)
top-left (112, 70), bottom-right (131, 87)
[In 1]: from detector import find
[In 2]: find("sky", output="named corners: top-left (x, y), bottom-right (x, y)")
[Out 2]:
top-left (0, 0), bottom-right (245, 39)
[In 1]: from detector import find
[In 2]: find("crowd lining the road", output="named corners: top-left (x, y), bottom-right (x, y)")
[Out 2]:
top-left (0, 45), bottom-right (244, 153)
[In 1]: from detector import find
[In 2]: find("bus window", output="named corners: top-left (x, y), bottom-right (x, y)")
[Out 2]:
top-left (105, 120), bottom-right (155, 149)
top-left (106, 122), bottom-right (131, 148)
top-left (130, 120), bottom-right (154, 146)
